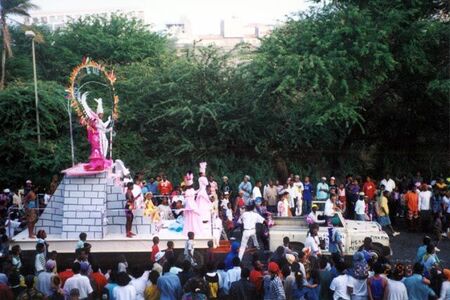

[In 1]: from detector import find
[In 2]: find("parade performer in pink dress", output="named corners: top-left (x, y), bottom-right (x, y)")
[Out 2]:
top-left (79, 92), bottom-right (112, 171)
top-left (196, 162), bottom-right (212, 223)
top-left (183, 171), bottom-right (203, 236)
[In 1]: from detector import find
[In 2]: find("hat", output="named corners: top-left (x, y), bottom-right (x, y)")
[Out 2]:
top-left (255, 197), bottom-right (262, 205)
top-left (95, 98), bottom-right (104, 114)
top-left (330, 176), bottom-right (336, 180)
top-left (224, 191), bottom-right (229, 195)
top-left (155, 251), bottom-right (165, 262)
top-left (331, 216), bottom-right (340, 226)
top-left (311, 204), bottom-right (319, 209)
top-left (321, 177), bottom-right (326, 180)
top-left (359, 192), bottom-right (365, 196)
top-left (222, 176), bottom-right (228, 181)
top-left (286, 254), bottom-right (296, 264)
top-left (45, 260), bottom-right (56, 271)
top-left (3, 189), bottom-right (10, 193)
top-left (26, 180), bottom-right (32, 184)
top-left (268, 262), bottom-right (280, 273)
top-left (244, 175), bottom-right (250, 180)
top-left (145, 192), bottom-right (153, 197)
top-left (443, 269), bottom-right (450, 281)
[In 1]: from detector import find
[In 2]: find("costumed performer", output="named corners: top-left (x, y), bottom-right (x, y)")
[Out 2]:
top-left (196, 162), bottom-right (212, 223)
top-left (183, 171), bottom-right (203, 236)
top-left (93, 98), bottom-right (112, 158)
top-left (125, 182), bottom-right (136, 238)
top-left (79, 92), bottom-right (111, 171)
top-left (143, 192), bottom-right (160, 234)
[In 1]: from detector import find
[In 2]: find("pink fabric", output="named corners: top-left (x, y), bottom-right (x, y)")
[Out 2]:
top-left (84, 120), bottom-right (111, 171)
top-left (183, 188), bottom-right (203, 236)
top-left (196, 176), bottom-right (212, 222)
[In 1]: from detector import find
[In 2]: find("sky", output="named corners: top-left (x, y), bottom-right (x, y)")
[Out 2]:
top-left (30, 0), bottom-right (311, 34)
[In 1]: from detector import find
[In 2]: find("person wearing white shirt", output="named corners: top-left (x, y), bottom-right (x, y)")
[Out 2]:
top-left (114, 272), bottom-right (137, 300)
top-left (63, 262), bottom-right (93, 299)
top-left (419, 186), bottom-right (432, 232)
top-left (306, 204), bottom-right (325, 225)
top-left (324, 194), bottom-right (338, 225)
top-left (330, 264), bottom-right (353, 300)
top-left (304, 224), bottom-right (321, 257)
top-left (238, 205), bottom-right (265, 260)
top-left (252, 180), bottom-right (262, 200)
top-left (223, 257), bottom-right (241, 295)
top-left (355, 193), bottom-right (367, 221)
top-left (130, 270), bottom-right (150, 300)
top-left (380, 175), bottom-right (396, 193)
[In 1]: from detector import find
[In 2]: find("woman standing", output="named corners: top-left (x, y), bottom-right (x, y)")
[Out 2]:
top-left (196, 162), bottom-right (212, 223)
top-left (184, 171), bottom-right (203, 236)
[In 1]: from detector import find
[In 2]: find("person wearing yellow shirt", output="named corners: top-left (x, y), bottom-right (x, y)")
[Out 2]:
top-left (144, 270), bottom-right (160, 300)
top-left (377, 190), bottom-right (400, 237)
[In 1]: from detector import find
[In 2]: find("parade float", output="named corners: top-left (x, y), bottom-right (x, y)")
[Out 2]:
top-left (13, 59), bottom-right (213, 254)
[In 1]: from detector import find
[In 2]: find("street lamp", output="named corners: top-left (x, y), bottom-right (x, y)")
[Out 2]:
top-left (25, 30), bottom-right (41, 145)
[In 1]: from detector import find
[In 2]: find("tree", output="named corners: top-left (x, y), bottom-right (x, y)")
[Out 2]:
top-left (0, 0), bottom-right (38, 89)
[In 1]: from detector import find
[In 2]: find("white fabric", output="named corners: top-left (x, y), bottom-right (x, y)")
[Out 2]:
top-left (419, 190), bottom-right (432, 211)
top-left (307, 211), bottom-right (325, 224)
top-left (445, 196), bottom-right (450, 213)
top-left (349, 277), bottom-right (368, 297)
top-left (386, 279), bottom-right (408, 300)
top-left (252, 187), bottom-right (262, 199)
top-left (304, 235), bottom-right (321, 256)
top-left (223, 266), bottom-right (241, 294)
top-left (354, 200), bottom-right (366, 215)
top-left (439, 281), bottom-right (450, 300)
top-left (330, 274), bottom-right (353, 300)
top-left (118, 262), bottom-right (128, 273)
top-left (63, 274), bottom-right (94, 299)
top-left (380, 179), bottom-right (396, 192)
top-left (5, 219), bottom-right (21, 238)
top-left (35, 253), bottom-right (45, 274)
top-left (113, 284), bottom-right (137, 300)
top-left (238, 228), bottom-right (258, 260)
top-left (130, 270), bottom-right (149, 300)
top-left (239, 211), bottom-right (264, 230)
top-left (324, 199), bottom-right (335, 217)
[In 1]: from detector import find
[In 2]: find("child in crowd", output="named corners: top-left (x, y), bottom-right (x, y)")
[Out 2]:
top-left (117, 255), bottom-right (128, 273)
top-left (164, 240), bottom-right (175, 262)
top-left (35, 243), bottom-right (46, 274)
top-left (47, 250), bottom-right (58, 273)
top-left (150, 236), bottom-right (160, 263)
top-left (36, 229), bottom-right (49, 258)
top-left (184, 231), bottom-right (196, 266)
top-left (11, 245), bottom-right (22, 271)
top-left (76, 232), bottom-right (87, 250)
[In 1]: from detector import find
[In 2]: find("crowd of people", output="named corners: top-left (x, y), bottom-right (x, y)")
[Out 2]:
top-left (0, 171), bottom-right (449, 299)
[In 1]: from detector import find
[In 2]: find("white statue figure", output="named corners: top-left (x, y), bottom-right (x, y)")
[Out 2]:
top-left (94, 98), bottom-right (112, 158)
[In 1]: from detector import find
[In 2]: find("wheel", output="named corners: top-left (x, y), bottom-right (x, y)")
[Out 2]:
top-left (372, 243), bottom-right (391, 258)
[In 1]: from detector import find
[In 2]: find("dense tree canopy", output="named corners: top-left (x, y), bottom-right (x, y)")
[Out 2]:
top-left (0, 2), bottom-right (448, 188)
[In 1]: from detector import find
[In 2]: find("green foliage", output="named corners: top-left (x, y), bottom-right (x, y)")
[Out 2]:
top-left (0, 3), bottom-right (448, 188)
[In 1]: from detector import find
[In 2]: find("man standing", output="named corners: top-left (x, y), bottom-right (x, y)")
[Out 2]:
top-left (146, 177), bottom-right (159, 195)
top-left (238, 205), bottom-right (265, 260)
top-left (229, 267), bottom-right (256, 300)
top-left (363, 176), bottom-right (376, 201)
top-left (221, 176), bottom-right (232, 198)
top-left (419, 185), bottom-right (432, 232)
top-left (63, 262), bottom-right (93, 299)
top-left (238, 176), bottom-right (252, 205)
top-left (287, 181), bottom-right (301, 216)
top-left (158, 175), bottom-right (173, 196)
top-left (316, 177), bottom-right (329, 201)
top-left (263, 180), bottom-right (278, 213)
top-left (252, 180), bottom-right (262, 201)
top-left (125, 182), bottom-right (135, 238)
top-left (293, 176), bottom-right (304, 216)
top-left (157, 262), bottom-right (182, 300)
top-left (405, 186), bottom-right (419, 231)
top-left (303, 176), bottom-right (314, 215)
top-left (380, 174), bottom-right (396, 193)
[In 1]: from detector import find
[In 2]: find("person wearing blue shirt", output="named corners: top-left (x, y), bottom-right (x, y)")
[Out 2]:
top-left (238, 175), bottom-right (252, 205)
top-left (146, 178), bottom-right (159, 195)
top-left (316, 177), bottom-right (329, 201)
top-left (403, 263), bottom-right (436, 300)
top-left (303, 176), bottom-right (314, 214)
top-left (157, 263), bottom-right (183, 300)
top-left (416, 236), bottom-right (431, 263)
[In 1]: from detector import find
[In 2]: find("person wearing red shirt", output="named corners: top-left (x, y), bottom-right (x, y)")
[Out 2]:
top-left (58, 267), bottom-right (74, 286)
top-left (90, 264), bottom-right (108, 297)
top-left (158, 175), bottom-right (173, 195)
top-left (249, 260), bottom-right (264, 297)
top-left (234, 191), bottom-right (245, 217)
top-left (150, 236), bottom-right (160, 263)
top-left (404, 186), bottom-right (419, 231)
top-left (363, 176), bottom-right (377, 200)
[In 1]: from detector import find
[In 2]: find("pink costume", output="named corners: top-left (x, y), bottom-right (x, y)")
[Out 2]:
top-left (183, 172), bottom-right (203, 236)
top-left (79, 92), bottom-right (111, 171)
top-left (196, 162), bottom-right (212, 222)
